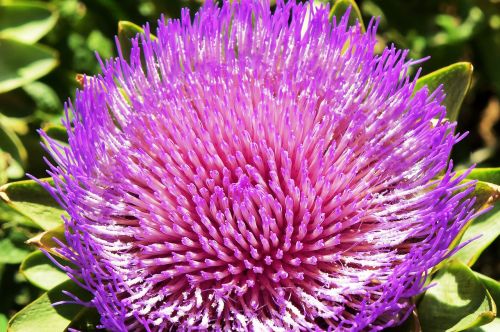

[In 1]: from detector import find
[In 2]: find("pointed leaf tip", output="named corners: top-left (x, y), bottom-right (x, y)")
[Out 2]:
top-left (415, 62), bottom-right (473, 122)
top-left (330, 0), bottom-right (366, 33)
top-left (117, 21), bottom-right (156, 62)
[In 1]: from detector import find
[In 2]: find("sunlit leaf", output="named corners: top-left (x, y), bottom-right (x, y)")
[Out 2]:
top-left (0, 237), bottom-right (31, 264)
top-left (446, 168), bottom-right (500, 265)
top-left (0, 3), bottom-right (58, 44)
top-left (329, 0), bottom-right (365, 32)
top-left (7, 279), bottom-right (92, 332)
top-left (26, 224), bottom-right (66, 258)
top-left (42, 124), bottom-right (68, 144)
top-left (0, 38), bottom-right (58, 93)
top-left (20, 251), bottom-right (70, 290)
top-left (475, 272), bottom-right (500, 307)
top-left (0, 178), bottom-right (66, 230)
top-left (118, 21), bottom-right (156, 62)
top-left (468, 318), bottom-right (500, 332)
top-left (459, 168), bottom-right (500, 186)
top-left (418, 260), bottom-right (496, 331)
top-left (414, 62), bottom-right (473, 122)
top-left (0, 121), bottom-right (27, 179)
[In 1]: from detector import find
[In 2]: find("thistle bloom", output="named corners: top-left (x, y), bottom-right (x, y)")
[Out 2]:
top-left (41, 1), bottom-right (477, 331)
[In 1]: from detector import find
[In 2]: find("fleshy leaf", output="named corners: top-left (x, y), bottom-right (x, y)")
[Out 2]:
top-left (459, 168), bottom-right (500, 186)
top-left (453, 203), bottom-right (500, 267)
top-left (475, 272), bottom-right (500, 307)
top-left (0, 120), bottom-right (27, 179)
top-left (467, 318), bottom-right (500, 332)
top-left (26, 224), bottom-right (66, 258)
top-left (329, 0), bottom-right (365, 32)
top-left (118, 21), bottom-right (156, 62)
top-left (418, 260), bottom-right (496, 332)
top-left (7, 279), bottom-right (92, 332)
top-left (446, 170), bottom-right (500, 264)
top-left (0, 38), bottom-right (58, 93)
top-left (0, 3), bottom-right (58, 44)
top-left (0, 237), bottom-right (31, 264)
top-left (0, 178), bottom-right (66, 230)
top-left (20, 250), bottom-right (70, 290)
top-left (42, 124), bottom-right (68, 144)
top-left (0, 199), bottom-right (36, 226)
top-left (414, 62), bottom-right (473, 122)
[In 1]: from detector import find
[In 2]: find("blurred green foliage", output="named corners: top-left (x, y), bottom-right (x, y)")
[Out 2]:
top-left (0, 0), bottom-right (498, 329)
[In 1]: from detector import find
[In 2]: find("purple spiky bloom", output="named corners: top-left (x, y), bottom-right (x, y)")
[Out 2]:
top-left (40, 1), bottom-right (478, 331)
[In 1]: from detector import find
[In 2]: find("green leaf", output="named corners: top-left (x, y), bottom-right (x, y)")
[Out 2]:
top-left (118, 21), bottom-right (156, 62)
top-left (0, 199), bottom-right (35, 226)
top-left (7, 279), bottom-right (92, 332)
top-left (330, 0), bottom-right (365, 32)
top-left (459, 168), bottom-right (500, 186)
top-left (414, 62), bottom-right (473, 122)
top-left (467, 318), bottom-right (500, 332)
top-left (418, 260), bottom-right (496, 332)
top-left (453, 204), bottom-right (500, 267)
top-left (0, 3), bottom-right (58, 44)
top-left (475, 272), bottom-right (500, 307)
top-left (0, 121), bottom-right (27, 180)
top-left (26, 224), bottom-right (66, 258)
top-left (0, 178), bottom-right (66, 230)
top-left (20, 251), bottom-right (70, 290)
top-left (42, 124), bottom-right (68, 144)
top-left (0, 237), bottom-right (31, 264)
top-left (0, 38), bottom-right (58, 94)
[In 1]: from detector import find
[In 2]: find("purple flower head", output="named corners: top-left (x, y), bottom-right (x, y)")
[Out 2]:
top-left (41, 1), bottom-right (478, 331)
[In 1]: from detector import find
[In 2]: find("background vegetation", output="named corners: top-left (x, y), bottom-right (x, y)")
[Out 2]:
top-left (0, 0), bottom-right (498, 330)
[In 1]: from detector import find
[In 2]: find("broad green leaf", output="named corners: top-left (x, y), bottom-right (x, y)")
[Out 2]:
top-left (0, 38), bottom-right (58, 93)
top-left (20, 251), bottom-right (69, 290)
top-left (42, 124), bottom-right (68, 144)
top-left (118, 21), bottom-right (156, 62)
top-left (0, 199), bottom-right (35, 226)
top-left (453, 204), bottom-right (500, 267)
top-left (414, 62), bottom-right (473, 122)
top-left (0, 3), bottom-right (58, 44)
top-left (418, 260), bottom-right (496, 332)
top-left (26, 224), bottom-right (66, 258)
top-left (0, 178), bottom-right (66, 230)
top-left (468, 318), bottom-right (500, 332)
top-left (0, 121), bottom-right (27, 179)
top-left (475, 272), bottom-right (500, 307)
top-left (459, 168), bottom-right (500, 186)
top-left (0, 237), bottom-right (31, 264)
top-left (330, 0), bottom-right (365, 32)
top-left (7, 279), bottom-right (92, 332)
top-left (468, 180), bottom-right (500, 210)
